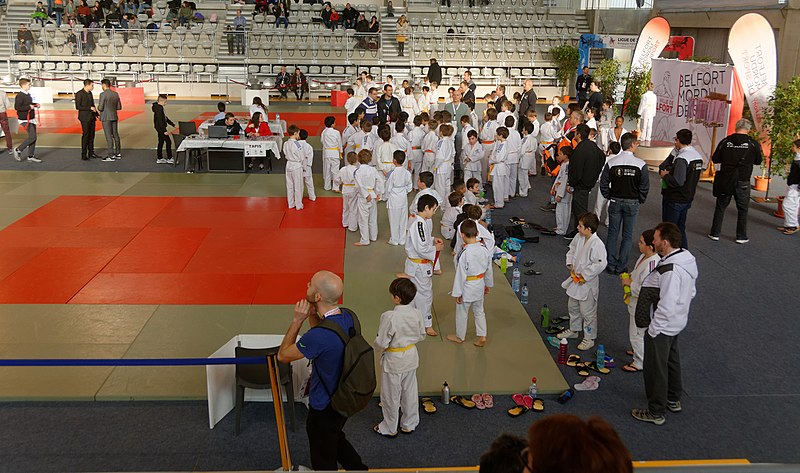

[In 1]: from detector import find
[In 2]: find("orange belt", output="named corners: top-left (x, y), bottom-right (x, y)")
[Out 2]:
top-left (483, 140), bottom-right (494, 144)
top-left (411, 146), bottom-right (421, 150)
top-left (424, 149), bottom-right (434, 153)
top-left (466, 273), bottom-right (485, 281)
top-left (408, 257), bottom-right (432, 264)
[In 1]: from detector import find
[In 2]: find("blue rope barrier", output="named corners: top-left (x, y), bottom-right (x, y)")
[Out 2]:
top-left (0, 356), bottom-right (270, 367)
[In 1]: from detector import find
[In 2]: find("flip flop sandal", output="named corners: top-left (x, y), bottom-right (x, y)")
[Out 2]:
top-left (400, 427), bottom-right (414, 434)
top-left (507, 393), bottom-right (529, 417)
top-left (551, 316), bottom-right (569, 324)
top-left (545, 325), bottom-right (564, 334)
top-left (525, 269), bottom-right (543, 275)
top-left (450, 395), bottom-right (477, 409)
top-left (523, 260), bottom-right (536, 267)
top-left (421, 397), bottom-right (437, 414)
top-left (471, 393), bottom-right (486, 410)
top-left (547, 336), bottom-right (561, 348)
top-left (373, 424), bottom-right (398, 438)
top-left (566, 354), bottom-right (581, 367)
top-left (622, 363), bottom-right (642, 372)
top-left (531, 398), bottom-right (545, 412)
top-left (585, 361), bottom-right (611, 374)
top-left (482, 393), bottom-right (494, 408)
top-left (576, 362), bottom-right (591, 377)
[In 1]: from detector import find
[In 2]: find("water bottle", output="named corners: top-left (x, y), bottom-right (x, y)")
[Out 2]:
top-left (512, 267), bottom-right (521, 293)
top-left (441, 381), bottom-right (450, 404)
top-left (540, 304), bottom-right (550, 328)
top-left (557, 338), bottom-right (569, 364)
top-left (528, 377), bottom-right (538, 398)
top-left (485, 208), bottom-right (492, 225)
top-left (275, 113), bottom-right (281, 133)
top-left (500, 254), bottom-right (508, 274)
top-left (521, 283), bottom-right (529, 305)
top-left (596, 344), bottom-right (605, 370)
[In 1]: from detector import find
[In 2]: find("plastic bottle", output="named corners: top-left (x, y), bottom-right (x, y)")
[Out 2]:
top-left (512, 267), bottom-right (521, 293)
top-left (557, 338), bottom-right (569, 364)
top-left (485, 208), bottom-right (492, 225)
top-left (521, 283), bottom-right (529, 305)
top-left (500, 254), bottom-right (508, 274)
top-left (540, 304), bottom-right (550, 328)
top-left (528, 377), bottom-right (537, 398)
top-left (596, 344), bottom-right (605, 370)
top-left (441, 381), bottom-right (450, 404)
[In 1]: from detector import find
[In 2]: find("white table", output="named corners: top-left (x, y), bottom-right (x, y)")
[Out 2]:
top-left (197, 119), bottom-right (283, 146)
top-left (177, 137), bottom-right (281, 172)
top-left (206, 334), bottom-right (309, 429)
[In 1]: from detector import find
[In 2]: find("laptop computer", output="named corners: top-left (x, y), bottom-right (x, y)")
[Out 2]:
top-left (207, 125), bottom-right (228, 139)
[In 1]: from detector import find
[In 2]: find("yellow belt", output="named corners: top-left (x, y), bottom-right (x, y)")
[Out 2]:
top-left (325, 147), bottom-right (341, 150)
top-left (342, 183), bottom-right (356, 187)
top-left (368, 187), bottom-right (374, 192)
top-left (385, 344), bottom-right (416, 353)
top-left (466, 273), bottom-right (485, 281)
top-left (408, 257), bottom-right (432, 264)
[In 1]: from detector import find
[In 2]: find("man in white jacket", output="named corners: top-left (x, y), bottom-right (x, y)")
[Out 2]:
top-left (631, 222), bottom-right (698, 426)
top-left (637, 82), bottom-right (657, 143)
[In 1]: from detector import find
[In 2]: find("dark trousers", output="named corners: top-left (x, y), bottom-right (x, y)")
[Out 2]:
top-left (662, 199), bottom-right (692, 248)
top-left (279, 85), bottom-right (289, 98)
top-left (18, 123), bottom-right (37, 156)
top-left (0, 112), bottom-right (12, 150)
top-left (157, 131), bottom-right (172, 159)
top-left (306, 405), bottom-right (367, 471)
top-left (710, 181), bottom-right (751, 240)
top-left (568, 188), bottom-right (590, 233)
top-left (606, 198), bottom-right (640, 272)
top-left (643, 332), bottom-right (682, 416)
top-left (80, 117), bottom-right (96, 158)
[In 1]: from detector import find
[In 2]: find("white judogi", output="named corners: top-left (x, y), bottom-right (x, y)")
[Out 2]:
top-left (527, 119), bottom-right (541, 176)
top-left (539, 120), bottom-right (559, 152)
top-left (409, 187), bottom-right (443, 217)
top-left (386, 166), bottom-right (413, 245)
top-left (407, 127), bottom-right (426, 188)
top-left (321, 127), bottom-right (343, 191)
top-left (281, 138), bottom-right (305, 210)
top-left (453, 218), bottom-right (496, 260)
top-left (344, 95), bottom-right (362, 115)
top-left (342, 123), bottom-right (359, 157)
top-left (480, 121), bottom-right (498, 182)
top-left (421, 130), bottom-right (438, 173)
top-left (441, 205), bottom-right (460, 240)
top-left (598, 108), bottom-right (614, 151)
top-left (376, 140), bottom-right (399, 177)
top-left (505, 129), bottom-right (522, 198)
top-left (489, 141), bottom-right (509, 208)
top-left (553, 161), bottom-right (572, 235)
top-left (433, 136), bottom-right (455, 199)
top-left (607, 127), bottom-right (629, 146)
top-left (586, 117), bottom-right (597, 130)
top-left (391, 132), bottom-right (411, 159)
top-left (519, 133), bottom-right (537, 197)
top-left (627, 252), bottom-right (660, 369)
top-left (374, 303), bottom-right (426, 436)
top-left (638, 90), bottom-right (657, 142)
top-left (404, 214), bottom-right (437, 328)
top-left (497, 111), bottom-right (514, 130)
top-left (464, 190), bottom-right (479, 206)
top-left (400, 94), bottom-right (420, 117)
top-left (354, 164), bottom-right (384, 244)
top-left (561, 232), bottom-right (607, 341)
top-left (361, 131), bottom-right (378, 154)
top-left (462, 141), bottom-right (484, 185)
top-left (460, 124), bottom-right (475, 157)
top-left (452, 242), bottom-right (494, 341)
top-left (300, 140), bottom-right (317, 201)
top-left (333, 163), bottom-right (359, 231)
top-left (417, 92), bottom-right (432, 114)
top-left (348, 130), bottom-right (365, 155)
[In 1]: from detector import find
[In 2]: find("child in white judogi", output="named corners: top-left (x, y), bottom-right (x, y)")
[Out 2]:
top-left (321, 117), bottom-right (343, 191)
top-left (598, 100), bottom-right (614, 152)
top-left (504, 116), bottom-right (521, 199)
top-left (489, 128), bottom-right (510, 208)
top-left (386, 151), bottom-right (413, 246)
top-left (552, 147), bottom-right (572, 235)
top-left (362, 121), bottom-right (378, 156)
top-left (620, 229), bottom-right (660, 372)
top-left (497, 101), bottom-right (514, 131)
top-left (524, 110), bottom-right (540, 176)
top-left (299, 129), bottom-right (317, 201)
top-left (447, 219), bottom-right (494, 347)
top-left (417, 86), bottom-right (432, 115)
top-left (519, 121), bottom-right (537, 198)
top-left (391, 122), bottom-right (411, 159)
top-left (374, 277), bottom-right (427, 437)
top-left (404, 194), bottom-right (443, 336)
top-left (441, 192), bottom-right (462, 240)
top-left (557, 212), bottom-right (607, 352)
top-left (400, 88), bottom-right (420, 117)
top-left (433, 124), bottom-right (456, 200)
top-left (375, 125), bottom-right (399, 178)
top-left (462, 130), bottom-right (484, 187)
top-left (281, 125), bottom-right (305, 210)
top-left (333, 151), bottom-right (360, 231)
top-left (354, 150), bottom-right (384, 246)
top-left (421, 119), bottom-right (439, 173)
top-left (409, 172), bottom-right (443, 217)
top-left (464, 178), bottom-right (481, 206)
top-left (453, 204), bottom-right (495, 258)
top-left (407, 116), bottom-right (426, 189)
top-left (342, 114), bottom-right (360, 157)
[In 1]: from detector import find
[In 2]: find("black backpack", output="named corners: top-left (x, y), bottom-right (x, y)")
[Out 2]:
top-left (316, 309), bottom-right (376, 417)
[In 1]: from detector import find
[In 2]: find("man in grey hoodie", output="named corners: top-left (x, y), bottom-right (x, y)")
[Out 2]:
top-left (631, 221), bottom-right (698, 426)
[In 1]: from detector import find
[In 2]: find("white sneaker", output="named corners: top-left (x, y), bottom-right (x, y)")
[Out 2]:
top-left (27, 156), bottom-right (42, 163)
top-left (102, 156), bottom-right (116, 162)
top-left (13, 149), bottom-right (21, 162)
top-left (577, 339), bottom-right (595, 351)
top-left (156, 158), bottom-right (168, 164)
top-left (165, 158), bottom-right (175, 164)
top-left (115, 153), bottom-right (122, 159)
top-left (556, 329), bottom-right (579, 339)
top-left (707, 234), bottom-right (720, 241)
top-left (735, 238), bottom-right (750, 244)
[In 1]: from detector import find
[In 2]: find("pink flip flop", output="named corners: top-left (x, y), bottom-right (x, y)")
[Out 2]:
top-left (521, 394), bottom-right (534, 410)
top-left (471, 393), bottom-right (486, 409)
top-left (482, 393), bottom-right (494, 408)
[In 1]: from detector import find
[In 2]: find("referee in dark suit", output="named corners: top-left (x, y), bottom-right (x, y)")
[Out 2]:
top-left (75, 79), bottom-right (100, 160)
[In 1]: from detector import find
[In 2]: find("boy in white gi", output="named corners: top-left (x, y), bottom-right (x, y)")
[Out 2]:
top-left (552, 147), bottom-right (573, 235)
top-left (407, 116), bottom-right (426, 189)
top-left (421, 118), bottom-right (439, 173)
top-left (480, 108), bottom-right (499, 183)
top-left (409, 172), bottom-right (443, 217)
top-left (598, 100), bottom-right (614, 152)
top-left (441, 191), bottom-right (462, 240)
top-left (489, 127), bottom-right (510, 209)
top-left (524, 109), bottom-right (540, 176)
top-left (462, 130), bottom-right (484, 187)
top-left (464, 178), bottom-right (481, 206)
top-left (453, 204), bottom-right (495, 258)
top-left (386, 150), bottom-right (413, 246)
top-left (391, 122), bottom-right (411, 165)
top-left (342, 113), bottom-right (360, 157)
top-left (447, 219), bottom-right (494, 347)
top-left (344, 88), bottom-right (362, 114)
top-left (321, 116), bottom-right (343, 191)
top-left (460, 115), bottom-right (475, 160)
top-left (620, 229), bottom-right (660, 372)
top-left (557, 212), bottom-right (607, 351)
top-left (333, 151), bottom-right (360, 231)
top-left (375, 125), bottom-right (398, 178)
top-left (548, 96), bottom-right (565, 122)
top-left (417, 86), bottom-right (432, 115)
top-left (373, 278), bottom-right (427, 437)
top-left (299, 129), bottom-right (317, 202)
top-left (504, 116), bottom-right (522, 199)
top-left (404, 194), bottom-right (444, 336)
top-left (433, 123), bottom-right (456, 199)
top-left (400, 87), bottom-right (420, 117)
top-left (497, 101), bottom-right (514, 131)
top-left (281, 125), bottom-right (305, 210)
top-left (519, 121), bottom-right (537, 198)
top-left (354, 150), bottom-right (384, 246)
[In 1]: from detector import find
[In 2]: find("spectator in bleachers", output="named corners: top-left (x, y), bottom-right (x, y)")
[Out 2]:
top-left (275, 1), bottom-right (289, 28)
top-left (276, 66), bottom-right (291, 99)
top-left (33, 2), bottom-right (48, 27)
top-left (354, 13), bottom-right (368, 48)
top-left (14, 24), bottom-right (34, 54)
top-left (64, 0), bottom-right (77, 23)
top-left (321, 3), bottom-right (337, 31)
top-left (254, 0), bottom-right (268, 15)
top-left (233, 9), bottom-right (246, 54)
top-left (92, 2), bottom-right (105, 22)
top-left (290, 68), bottom-right (309, 101)
top-left (395, 15), bottom-right (407, 56)
top-left (225, 25), bottom-right (235, 54)
top-left (67, 28), bottom-right (78, 53)
top-left (52, 0), bottom-right (65, 26)
top-left (77, 0), bottom-right (91, 24)
top-left (341, 2), bottom-right (358, 29)
top-left (178, 1), bottom-right (193, 25)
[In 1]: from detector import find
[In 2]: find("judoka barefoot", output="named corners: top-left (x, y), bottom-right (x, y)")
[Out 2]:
top-left (354, 242), bottom-right (370, 246)
top-left (426, 327), bottom-right (439, 336)
top-left (474, 337), bottom-right (487, 347)
top-left (395, 272), bottom-right (411, 279)
top-left (446, 334), bottom-right (464, 344)
top-left (433, 269), bottom-right (443, 275)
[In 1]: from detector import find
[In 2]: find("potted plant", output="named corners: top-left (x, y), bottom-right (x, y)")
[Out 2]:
top-left (551, 44), bottom-right (580, 102)
top-left (760, 76), bottom-right (800, 194)
top-left (594, 58), bottom-right (623, 105)
top-left (622, 68), bottom-right (651, 121)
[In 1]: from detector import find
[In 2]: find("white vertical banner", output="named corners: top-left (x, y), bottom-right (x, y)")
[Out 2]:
top-left (727, 13), bottom-right (777, 135)
top-left (630, 16), bottom-right (671, 73)
top-left (650, 58), bottom-right (735, 159)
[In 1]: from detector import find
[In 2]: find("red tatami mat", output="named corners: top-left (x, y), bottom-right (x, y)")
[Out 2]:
top-left (0, 196), bottom-right (344, 304)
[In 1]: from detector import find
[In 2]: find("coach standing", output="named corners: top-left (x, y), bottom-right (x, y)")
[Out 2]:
top-left (75, 79), bottom-right (99, 161)
top-left (98, 78), bottom-right (122, 161)
top-left (566, 123), bottom-right (606, 239)
top-left (517, 79), bottom-right (537, 132)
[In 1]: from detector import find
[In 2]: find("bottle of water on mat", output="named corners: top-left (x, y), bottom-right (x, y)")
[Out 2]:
top-left (485, 208), bottom-right (492, 225)
top-left (596, 344), bottom-right (605, 370)
top-left (512, 267), bottom-right (520, 293)
top-left (521, 283), bottom-right (528, 305)
top-left (528, 377), bottom-right (537, 398)
top-left (540, 304), bottom-right (550, 328)
top-left (441, 381), bottom-right (450, 404)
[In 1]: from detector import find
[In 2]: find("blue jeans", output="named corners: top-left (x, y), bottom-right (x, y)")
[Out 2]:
top-left (276, 17), bottom-right (288, 28)
top-left (606, 198), bottom-right (640, 272)
top-left (662, 199), bottom-right (692, 248)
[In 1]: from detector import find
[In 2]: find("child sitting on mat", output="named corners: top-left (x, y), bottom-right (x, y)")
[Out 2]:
top-left (373, 277), bottom-right (426, 437)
